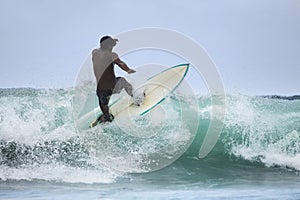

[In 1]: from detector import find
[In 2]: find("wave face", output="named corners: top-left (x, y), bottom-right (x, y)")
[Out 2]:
top-left (0, 88), bottom-right (299, 183)
top-left (221, 95), bottom-right (300, 170)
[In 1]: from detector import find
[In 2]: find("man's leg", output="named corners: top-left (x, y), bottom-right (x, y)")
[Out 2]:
top-left (114, 77), bottom-right (146, 106)
top-left (99, 103), bottom-right (110, 121)
top-left (114, 77), bottom-right (133, 96)
top-left (97, 90), bottom-right (113, 122)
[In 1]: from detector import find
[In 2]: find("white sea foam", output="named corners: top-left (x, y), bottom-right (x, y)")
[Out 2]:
top-left (0, 164), bottom-right (119, 184)
top-left (223, 95), bottom-right (300, 171)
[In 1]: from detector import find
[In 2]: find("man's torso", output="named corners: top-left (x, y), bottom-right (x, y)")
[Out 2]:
top-left (92, 48), bottom-right (118, 90)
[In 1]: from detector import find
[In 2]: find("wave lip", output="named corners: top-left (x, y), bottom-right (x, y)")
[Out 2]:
top-left (260, 95), bottom-right (300, 101)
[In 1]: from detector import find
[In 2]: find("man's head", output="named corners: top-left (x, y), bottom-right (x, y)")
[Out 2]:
top-left (100, 36), bottom-right (117, 51)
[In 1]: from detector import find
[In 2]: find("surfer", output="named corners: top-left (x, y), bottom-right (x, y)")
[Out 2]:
top-left (92, 35), bottom-right (136, 124)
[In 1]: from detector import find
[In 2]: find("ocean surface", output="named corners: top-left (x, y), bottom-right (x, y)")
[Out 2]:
top-left (0, 88), bottom-right (299, 199)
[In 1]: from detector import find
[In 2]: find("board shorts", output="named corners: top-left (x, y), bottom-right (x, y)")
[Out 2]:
top-left (96, 89), bottom-right (113, 105)
top-left (96, 77), bottom-right (131, 105)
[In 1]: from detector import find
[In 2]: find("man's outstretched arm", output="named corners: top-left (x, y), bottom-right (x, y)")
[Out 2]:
top-left (114, 57), bottom-right (136, 74)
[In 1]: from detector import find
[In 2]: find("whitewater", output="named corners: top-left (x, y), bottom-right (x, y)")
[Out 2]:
top-left (0, 87), bottom-right (300, 199)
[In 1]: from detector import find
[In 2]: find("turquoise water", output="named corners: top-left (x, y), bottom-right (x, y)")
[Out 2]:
top-left (0, 88), bottom-right (300, 199)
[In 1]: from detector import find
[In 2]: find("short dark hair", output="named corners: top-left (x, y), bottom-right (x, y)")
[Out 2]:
top-left (100, 36), bottom-right (116, 50)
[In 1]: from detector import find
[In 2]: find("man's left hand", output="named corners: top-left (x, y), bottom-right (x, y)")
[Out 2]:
top-left (127, 69), bottom-right (136, 74)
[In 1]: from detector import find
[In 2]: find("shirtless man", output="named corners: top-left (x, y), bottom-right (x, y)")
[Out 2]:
top-left (92, 36), bottom-right (136, 124)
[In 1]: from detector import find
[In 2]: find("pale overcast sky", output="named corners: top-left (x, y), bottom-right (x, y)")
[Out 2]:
top-left (0, 0), bottom-right (299, 95)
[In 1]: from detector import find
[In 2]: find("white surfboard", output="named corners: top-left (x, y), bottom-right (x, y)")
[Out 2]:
top-left (76, 64), bottom-right (189, 130)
